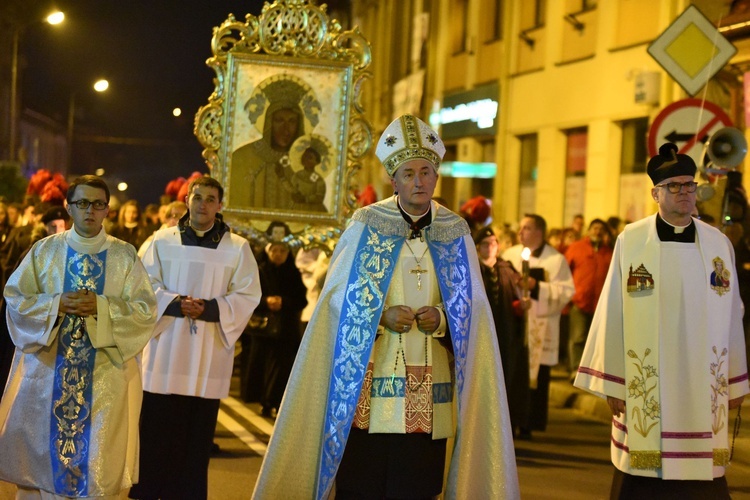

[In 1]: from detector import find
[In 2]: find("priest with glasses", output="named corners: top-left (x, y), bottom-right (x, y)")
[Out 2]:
top-left (0, 175), bottom-right (157, 499)
top-left (575, 143), bottom-right (749, 497)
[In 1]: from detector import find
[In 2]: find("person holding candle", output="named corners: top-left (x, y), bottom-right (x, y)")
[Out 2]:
top-left (475, 225), bottom-right (531, 438)
top-left (503, 214), bottom-right (574, 440)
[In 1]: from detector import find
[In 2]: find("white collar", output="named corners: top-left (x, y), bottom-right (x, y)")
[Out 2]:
top-left (661, 217), bottom-right (691, 234)
top-left (67, 226), bottom-right (107, 253)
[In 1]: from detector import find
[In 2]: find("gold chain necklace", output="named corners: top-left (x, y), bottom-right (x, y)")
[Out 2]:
top-left (403, 239), bottom-right (429, 290)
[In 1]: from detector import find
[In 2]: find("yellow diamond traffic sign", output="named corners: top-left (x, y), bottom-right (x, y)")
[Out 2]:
top-left (648, 5), bottom-right (736, 96)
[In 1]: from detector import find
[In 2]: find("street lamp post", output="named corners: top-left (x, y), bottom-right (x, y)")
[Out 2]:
top-left (66, 92), bottom-right (76, 169)
top-left (7, 11), bottom-right (64, 161)
top-left (9, 28), bottom-right (21, 162)
top-left (67, 79), bottom-right (109, 170)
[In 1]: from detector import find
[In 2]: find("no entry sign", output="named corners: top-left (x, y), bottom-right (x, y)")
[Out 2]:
top-left (648, 98), bottom-right (733, 167)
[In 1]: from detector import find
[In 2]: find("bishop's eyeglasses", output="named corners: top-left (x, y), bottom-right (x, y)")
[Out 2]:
top-left (70, 199), bottom-right (108, 210)
top-left (654, 181), bottom-right (698, 194)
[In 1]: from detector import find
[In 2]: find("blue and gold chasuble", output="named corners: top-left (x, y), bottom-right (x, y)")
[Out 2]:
top-left (253, 198), bottom-right (520, 500)
top-left (50, 247), bottom-right (107, 496)
top-left (316, 225), bottom-right (473, 498)
top-left (0, 230), bottom-right (157, 499)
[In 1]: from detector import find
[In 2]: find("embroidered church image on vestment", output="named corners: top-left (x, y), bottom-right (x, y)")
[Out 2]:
top-left (626, 263), bottom-right (654, 293)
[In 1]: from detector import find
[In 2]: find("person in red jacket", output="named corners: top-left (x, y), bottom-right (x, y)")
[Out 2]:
top-left (564, 218), bottom-right (613, 378)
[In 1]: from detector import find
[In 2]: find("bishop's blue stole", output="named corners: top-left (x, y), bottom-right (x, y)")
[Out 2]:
top-left (315, 226), bottom-right (473, 498)
top-left (50, 247), bottom-right (107, 496)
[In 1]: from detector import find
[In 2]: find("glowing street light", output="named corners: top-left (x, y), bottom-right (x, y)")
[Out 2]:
top-left (46, 11), bottom-right (65, 25)
top-left (173, 108), bottom-right (182, 117)
top-left (94, 79), bottom-right (109, 92)
top-left (117, 182), bottom-right (129, 192)
top-left (8, 10), bottom-right (65, 161)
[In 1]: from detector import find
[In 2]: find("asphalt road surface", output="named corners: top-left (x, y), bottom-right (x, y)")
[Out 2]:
top-left (1, 378), bottom-right (748, 499)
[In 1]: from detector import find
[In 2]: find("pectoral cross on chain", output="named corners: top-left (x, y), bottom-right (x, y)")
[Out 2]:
top-left (410, 264), bottom-right (428, 290)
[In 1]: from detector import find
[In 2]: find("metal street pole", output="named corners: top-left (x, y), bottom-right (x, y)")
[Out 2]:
top-left (67, 92), bottom-right (76, 171)
top-left (67, 80), bottom-right (108, 171)
top-left (7, 11), bottom-right (64, 162)
top-left (9, 28), bottom-right (20, 161)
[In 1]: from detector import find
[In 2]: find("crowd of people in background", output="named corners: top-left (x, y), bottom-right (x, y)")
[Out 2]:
top-left (460, 195), bottom-right (625, 441)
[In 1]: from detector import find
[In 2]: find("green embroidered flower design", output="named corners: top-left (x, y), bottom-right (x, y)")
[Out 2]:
top-left (627, 348), bottom-right (660, 437)
top-left (710, 346), bottom-right (729, 434)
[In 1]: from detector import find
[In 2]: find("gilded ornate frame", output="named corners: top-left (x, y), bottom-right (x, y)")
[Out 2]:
top-left (194, 0), bottom-right (372, 250)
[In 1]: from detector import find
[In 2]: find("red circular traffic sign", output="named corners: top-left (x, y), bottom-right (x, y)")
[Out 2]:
top-left (648, 98), bottom-right (733, 166)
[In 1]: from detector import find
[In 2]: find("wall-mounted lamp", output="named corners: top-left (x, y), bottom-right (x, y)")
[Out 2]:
top-left (519, 30), bottom-right (535, 49)
top-left (564, 13), bottom-right (585, 32)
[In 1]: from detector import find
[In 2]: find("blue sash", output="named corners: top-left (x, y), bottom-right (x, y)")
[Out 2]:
top-left (315, 227), bottom-right (472, 498)
top-left (429, 236), bottom-right (472, 404)
top-left (50, 247), bottom-right (106, 496)
top-left (315, 227), bottom-right (401, 498)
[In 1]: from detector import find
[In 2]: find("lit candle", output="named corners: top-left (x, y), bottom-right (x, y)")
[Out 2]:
top-left (521, 247), bottom-right (531, 277)
top-left (521, 247), bottom-right (531, 298)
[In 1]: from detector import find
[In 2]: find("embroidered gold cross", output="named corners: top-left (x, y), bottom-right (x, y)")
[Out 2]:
top-left (410, 264), bottom-right (428, 290)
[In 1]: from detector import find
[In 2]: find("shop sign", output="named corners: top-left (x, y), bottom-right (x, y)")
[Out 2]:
top-left (430, 83), bottom-right (499, 140)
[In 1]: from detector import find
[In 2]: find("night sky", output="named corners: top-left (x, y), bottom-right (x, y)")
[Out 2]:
top-left (14, 0), bottom-right (275, 205)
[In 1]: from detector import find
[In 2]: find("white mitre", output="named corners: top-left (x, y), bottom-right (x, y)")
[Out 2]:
top-left (375, 114), bottom-right (446, 177)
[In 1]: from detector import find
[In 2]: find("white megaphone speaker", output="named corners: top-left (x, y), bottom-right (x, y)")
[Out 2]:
top-left (706, 127), bottom-right (747, 170)
top-left (697, 127), bottom-right (748, 229)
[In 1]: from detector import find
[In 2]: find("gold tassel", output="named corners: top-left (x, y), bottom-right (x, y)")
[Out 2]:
top-left (630, 450), bottom-right (662, 469)
top-left (714, 448), bottom-right (730, 466)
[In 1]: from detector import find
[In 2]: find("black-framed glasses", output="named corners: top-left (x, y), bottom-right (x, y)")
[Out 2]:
top-left (70, 199), bottom-right (108, 210)
top-left (655, 181), bottom-right (698, 194)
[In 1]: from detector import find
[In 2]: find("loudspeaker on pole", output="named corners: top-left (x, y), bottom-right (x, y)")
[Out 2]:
top-left (706, 127), bottom-right (747, 169)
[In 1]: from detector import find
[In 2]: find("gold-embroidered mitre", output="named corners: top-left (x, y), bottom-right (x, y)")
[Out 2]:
top-left (375, 114), bottom-right (445, 177)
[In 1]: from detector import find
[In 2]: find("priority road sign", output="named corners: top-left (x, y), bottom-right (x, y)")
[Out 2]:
top-left (647, 5), bottom-right (737, 97)
top-left (648, 98), bottom-right (733, 167)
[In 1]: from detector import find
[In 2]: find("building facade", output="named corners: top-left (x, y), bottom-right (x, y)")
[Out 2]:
top-left (351, 0), bottom-right (748, 230)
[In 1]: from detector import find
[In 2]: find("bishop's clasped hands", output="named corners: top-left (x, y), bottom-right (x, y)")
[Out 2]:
top-left (381, 304), bottom-right (441, 335)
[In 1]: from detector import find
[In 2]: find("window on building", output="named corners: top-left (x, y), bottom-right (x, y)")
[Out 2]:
top-left (560, 0), bottom-right (597, 62)
top-left (450, 0), bottom-right (469, 54)
top-left (518, 134), bottom-right (538, 216)
top-left (472, 139), bottom-right (496, 199)
top-left (619, 117), bottom-right (649, 222)
top-left (438, 144), bottom-right (458, 210)
top-left (482, 139), bottom-right (496, 163)
top-left (391, 0), bottom-right (412, 80)
top-left (520, 0), bottom-right (547, 30)
top-left (517, 0), bottom-right (546, 71)
top-left (481, 0), bottom-right (503, 42)
top-left (563, 127), bottom-right (588, 229)
top-left (613, 0), bottom-right (659, 48)
top-left (575, 0), bottom-right (597, 12)
top-left (620, 118), bottom-right (648, 174)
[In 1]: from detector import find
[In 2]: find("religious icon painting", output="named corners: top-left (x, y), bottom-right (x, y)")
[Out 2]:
top-left (626, 263), bottom-right (654, 293)
top-left (194, 1), bottom-right (373, 241)
top-left (710, 256), bottom-right (731, 296)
